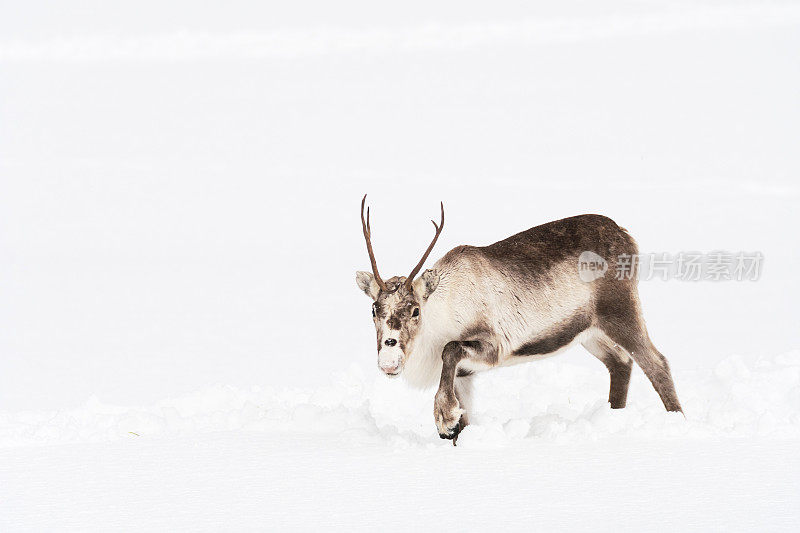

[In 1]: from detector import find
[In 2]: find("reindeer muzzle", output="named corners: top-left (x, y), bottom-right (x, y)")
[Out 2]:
top-left (378, 346), bottom-right (403, 376)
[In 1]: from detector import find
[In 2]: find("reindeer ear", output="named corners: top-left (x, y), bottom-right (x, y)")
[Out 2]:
top-left (356, 271), bottom-right (381, 300)
top-left (413, 269), bottom-right (440, 301)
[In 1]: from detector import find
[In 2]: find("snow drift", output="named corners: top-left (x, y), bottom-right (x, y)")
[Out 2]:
top-left (3, 351), bottom-right (798, 449)
top-left (3, 352), bottom-right (798, 530)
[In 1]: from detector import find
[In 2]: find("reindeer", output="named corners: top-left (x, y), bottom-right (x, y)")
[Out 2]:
top-left (355, 195), bottom-right (682, 443)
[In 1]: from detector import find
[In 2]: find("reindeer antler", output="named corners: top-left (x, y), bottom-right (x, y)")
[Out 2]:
top-left (361, 194), bottom-right (388, 292)
top-left (405, 201), bottom-right (444, 289)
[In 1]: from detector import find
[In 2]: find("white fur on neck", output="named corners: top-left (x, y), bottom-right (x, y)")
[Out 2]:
top-left (400, 270), bottom-right (457, 389)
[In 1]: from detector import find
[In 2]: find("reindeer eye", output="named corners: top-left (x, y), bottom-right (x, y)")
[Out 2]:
top-left (372, 304), bottom-right (377, 317)
top-left (412, 307), bottom-right (420, 317)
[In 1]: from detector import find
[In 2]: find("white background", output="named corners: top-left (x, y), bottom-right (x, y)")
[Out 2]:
top-left (1, 1), bottom-right (799, 530)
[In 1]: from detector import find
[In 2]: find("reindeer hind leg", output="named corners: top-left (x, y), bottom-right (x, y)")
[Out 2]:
top-left (582, 333), bottom-right (633, 409)
top-left (595, 286), bottom-right (683, 413)
top-left (598, 319), bottom-right (683, 413)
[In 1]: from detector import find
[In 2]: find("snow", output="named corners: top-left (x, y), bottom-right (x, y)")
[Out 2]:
top-left (2, 0), bottom-right (799, 530)
top-left (2, 352), bottom-right (799, 530)
top-left (3, 351), bottom-right (799, 448)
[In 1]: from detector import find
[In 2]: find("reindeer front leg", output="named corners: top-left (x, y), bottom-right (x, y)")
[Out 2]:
top-left (434, 342), bottom-right (466, 440)
top-left (434, 339), bottom-right (496, 442)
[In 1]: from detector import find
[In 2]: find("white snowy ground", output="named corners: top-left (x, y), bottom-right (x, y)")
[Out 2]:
top-left (2, 1), bottom-right (800, 530)
top-left (2, 352), bottom-right (799, 530)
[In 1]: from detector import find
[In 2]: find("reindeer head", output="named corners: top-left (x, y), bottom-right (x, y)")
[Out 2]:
top-left (355, 195), bottom-right (443, 376)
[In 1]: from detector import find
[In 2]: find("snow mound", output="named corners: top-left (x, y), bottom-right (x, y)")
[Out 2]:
top-left (2, 351), bottom-right (798, 448)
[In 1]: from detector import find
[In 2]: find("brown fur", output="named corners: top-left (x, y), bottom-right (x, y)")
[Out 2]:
top-left (434, 215), bottom-right (682, 435)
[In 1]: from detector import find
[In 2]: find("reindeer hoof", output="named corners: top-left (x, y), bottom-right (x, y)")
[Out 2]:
top-left (438, 423), bottom-right (461, 440)
top-left (434, 393), bottom-right (464, 441)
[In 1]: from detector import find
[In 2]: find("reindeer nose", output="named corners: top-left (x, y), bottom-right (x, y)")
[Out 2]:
top-left (384, 338), bottom-right (397, 347)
